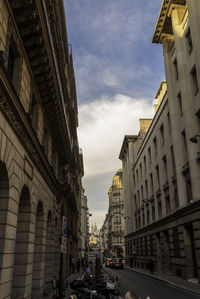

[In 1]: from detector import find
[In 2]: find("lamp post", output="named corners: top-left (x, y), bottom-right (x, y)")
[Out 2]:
top-left (190, 135), bottom-right (200, 143)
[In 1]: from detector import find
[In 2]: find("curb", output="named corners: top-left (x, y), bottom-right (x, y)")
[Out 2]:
top-left (125, 266), bottom-right (200, 297)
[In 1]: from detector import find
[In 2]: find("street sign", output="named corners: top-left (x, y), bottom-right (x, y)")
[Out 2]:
top-left (61, 244), bottom-right (66, 254)
top-left (62, 216), bottom-right (67, 236)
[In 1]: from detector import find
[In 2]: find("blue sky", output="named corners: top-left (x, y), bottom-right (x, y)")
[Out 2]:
top-left (64, 0), bottom-right (165, 227)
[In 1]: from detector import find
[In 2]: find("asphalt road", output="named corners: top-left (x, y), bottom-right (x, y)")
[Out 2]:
top-left (104, 267), bottom-right (200, 299)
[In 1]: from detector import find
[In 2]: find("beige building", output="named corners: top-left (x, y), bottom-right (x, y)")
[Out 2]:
top-left (89, 223), bottom-right (99, 247)
top-left (0, 1), bottom-right (83, 298)
top-left (120, 0), bottom-right (200, 281)
top-left (108, 169), bottom-right (125, 257)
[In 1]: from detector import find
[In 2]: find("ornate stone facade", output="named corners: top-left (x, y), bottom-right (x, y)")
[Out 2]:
top-left (0, 1), bottom-right (83, 298)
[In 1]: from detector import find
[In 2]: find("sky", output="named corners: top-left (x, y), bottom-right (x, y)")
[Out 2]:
top-left (64, 0), bottom-right (165, 228)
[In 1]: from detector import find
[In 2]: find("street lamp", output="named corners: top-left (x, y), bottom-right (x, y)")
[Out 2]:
top-left (190, 135), bottom-right (200, 143)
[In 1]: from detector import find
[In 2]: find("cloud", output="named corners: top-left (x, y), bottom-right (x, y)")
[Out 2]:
top-left (78, 94), bottom-right (154, 177)
top-left (65, 0), bottom-right (165, 104)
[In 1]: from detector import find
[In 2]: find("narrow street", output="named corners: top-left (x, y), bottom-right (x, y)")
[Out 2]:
top-left (104, 267), bottom-right (200, 299)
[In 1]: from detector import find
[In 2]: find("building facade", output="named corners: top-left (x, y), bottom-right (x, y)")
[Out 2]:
top-left (108, 169), bottom-right (125, 257)
top-left (80, 191), bottom-right (89, 258)
top-left (0, 1), bottom-right (83, 298)
top-left (120, 0), bottom-right (200, 281)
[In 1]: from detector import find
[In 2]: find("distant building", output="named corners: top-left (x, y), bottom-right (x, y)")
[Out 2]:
top-left (80, 190), bottom-right (89, 258)
top-left (89, 223), bottom-right (99, 247)
top-left (108, 169), bottom-right (125, 257)
top-left (120, 0), bottom-right (200, 281)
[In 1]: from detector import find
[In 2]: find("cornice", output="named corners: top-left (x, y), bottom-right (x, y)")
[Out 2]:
top-left (153, 0), bottom-right (186, 44)
top-left (0, 61), bottom-right (62, 197)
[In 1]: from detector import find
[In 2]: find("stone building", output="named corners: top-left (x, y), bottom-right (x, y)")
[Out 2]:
top-left (0, 1), bottom-right (83, 298)
top-left (80, 191), bottom-right (89, 258)
top-left (119, 0), bottom-right (200, 281)
top-left (108, 169), bottom-right (125, 257)
top-left (99, 213), bottom-right (109, 257)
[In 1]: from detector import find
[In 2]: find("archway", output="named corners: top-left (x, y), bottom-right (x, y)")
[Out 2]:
top-left (44, 211), bottom-right (53, 294)
top-left (53, 216), bottom-right (60, 279)
top-left (32, 201), bottom-right (44, 297)
top-left (0, 161), bottom-right (9, 271)
top-left (11, 185), bottom-right (31, 298)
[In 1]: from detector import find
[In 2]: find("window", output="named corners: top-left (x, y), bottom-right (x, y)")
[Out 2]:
top-left (133, 174), bottom-right (136, 187)
top-left (145, 180), bottom-right (148, 199)
top-left (174, 189), bottom-right (179, 208)
top-left (186, 27), bottom-right (193, 54)
top-left (173, 58), bottom-right (179, 80)
top-left (141, 185), bottom-right (144, 201)
top-left (181, 130), bottom-right (188, 163)
top-left (42, 126), bottom-right (49, 156)
top-left (144, 155), bottom-right (147, 171)
top-left (171, 146), bottom-right (176, 174)
top-left (148, 147), bottom-right (151, 165)
top-left (136, 169), bottom-right (139, 184)
top-left (191, 65), bottom-right (199, 95)
top-left (140, 163), bottom-right (142, 178)
top-left (8, 36), bottom-right (20, 89)
top-left (29, 95), bottom-right (38, 132)
top-left (167, 112), bottom-right (171, 134)
top-left (166, 195), bottom-right (171, 214)
top-left (158, 199), bottom-right (162, 218)
top-left (153, 137), bottom-right (157, 156)
top-left (160, 124), bottom-right (165, 144)
top-left (152, 202), bottom-right (155, 221)
top-left (186, 179), bottom-right (193, 204)
top-left (177, 92), bottom-right (183, 116)
top-left (150, 173), bottom-right (154, 195)
top-left (162, 155), bottom-right (168, 182)
top-left (156, 165), bottom-right (160, 189)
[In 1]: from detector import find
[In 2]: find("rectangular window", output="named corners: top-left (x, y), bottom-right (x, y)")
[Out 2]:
top-left (186, 27), bottom-right (193, 55)
top-left (160, 124), bottom-right (165, 144)
top-left (29, 95), bottom-right (38, 132)
top-left (191, 65), bottom-right (199, 95)
top-left (177, 92), bottom-right (183, 116)
top-left (181, 130), bottom-right (188, 163)
top-left (148, 147), bottom-right (151, 165)
top-left (162, 155), bottom-right (168, 182)
top-left (153, 136), bottom-right (157, 156)
top-left (140, 163), bottom-right (142, 178)
top-left (145, 180), bottom-right (148, 199)
top-left (173, 58), bottom-right (179, 80)
top-left (171, 146), bottom-right (176, 174)
top-left (150, 173), bottom-right (153, 195)
top-left (174, 189), bottom-right (179, 208)
top-left (166, 195), bottom-right (171, 214)
top-left (8, 36), bottom-right (20, 89)
top-left (144, 155), bottom-right (147, 171)
top-left (156, 165), bottom-right (160, 189)
top-left (167, 112), bottom-right (171, 134)
top-left (133, 174), bottom-right (136, 187)
top-left (158, 199), bottom-right (162, 218)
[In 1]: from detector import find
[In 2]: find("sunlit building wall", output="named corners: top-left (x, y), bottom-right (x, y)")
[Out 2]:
top-left (120, 0), bottom-right (200, 281)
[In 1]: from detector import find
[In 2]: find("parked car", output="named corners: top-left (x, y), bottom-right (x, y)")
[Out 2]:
top-left (111, 258), bottom-right (124, 269)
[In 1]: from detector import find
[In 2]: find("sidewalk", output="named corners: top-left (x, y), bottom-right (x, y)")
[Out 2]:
top-left (125, 266), bottom-right (200, 296)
